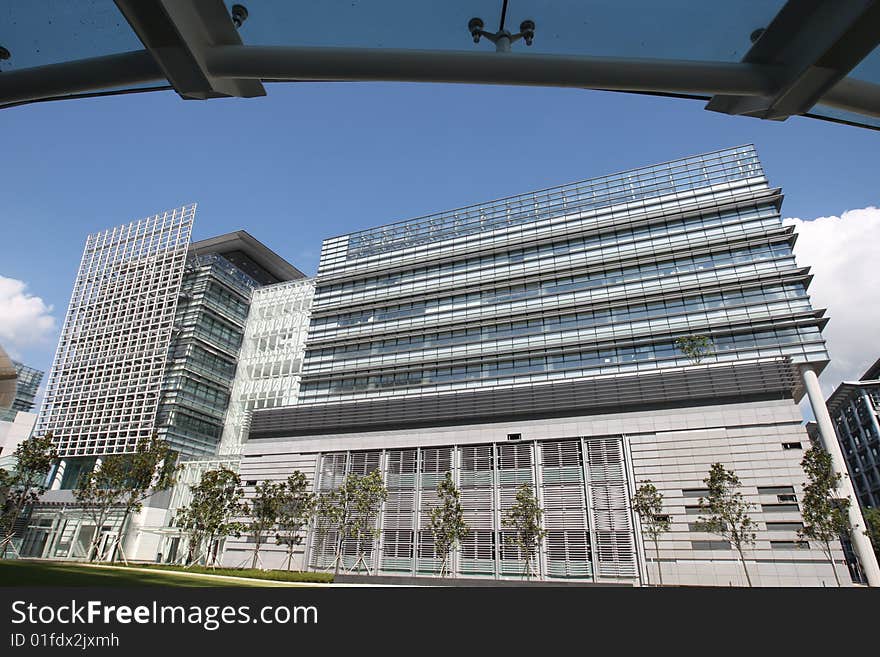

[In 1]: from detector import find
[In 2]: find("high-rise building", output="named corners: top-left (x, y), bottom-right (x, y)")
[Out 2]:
top-left (38, 206), bottom-right (195, 463)
top-left (825, 358), bottom-right (880, 509)
top-left (17, 208), bottom-right (303, 560)
top-left (155, 232), bottom-right (305, 459)
top-left (229, 145), bottom-right (873, 585)
top-left (151, 277), bottom-right (315, 564)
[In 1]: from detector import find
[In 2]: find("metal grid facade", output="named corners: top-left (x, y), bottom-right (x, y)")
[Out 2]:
top-left (38, 206), bottom-right (194, 457)
top-left (218, 278), bottom-right (314, 456)
top-left (297, 145), bottom-right (828, 406)
top-left (308, 436), bottom-right (637, 581)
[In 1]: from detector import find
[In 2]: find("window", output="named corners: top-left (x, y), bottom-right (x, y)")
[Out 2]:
top-left (692, 540), bottom-right (731, 550)
top-left (507, 433), bottom-right (522, 441)
top-left (782, 442), bottom-right (802, 450)
top-left (682, 488), bottom-right (709, 498)
top-left (762, 503), bottom-right (799, 512)
top-left (771, 541), bottom-right (810, 550)
top-left (758, 486), bottom-right (795, 495)
top-left (765, 522), bottom-right (804, 531)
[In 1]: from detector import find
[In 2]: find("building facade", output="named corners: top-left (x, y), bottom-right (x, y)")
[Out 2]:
top-left (826, 358), bottom-right (880, 509)
top-left (16, 210), bottom-right (303, 560)
top-left (38, 206), bottom-right (195, 462)
top-left (9, 361), bottom-right (44, 414)
top-left (218, 278), bottom-right (315, 457)
top-left (147, 278), bottom-right (315, 565)
top-left (229, 145), bottom-right (865, 585)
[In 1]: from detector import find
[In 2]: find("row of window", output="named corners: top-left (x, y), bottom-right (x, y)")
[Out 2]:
top-left (344, 149), bottom-right (760, 259)
top-left (307, 283), bottom-right (808, 361)
top-left (318, 242), bottom-right (793, 329)
top-left (326, 205), bottom-right (777, 296)
top-left (300, 326), bottom-right (822, 393)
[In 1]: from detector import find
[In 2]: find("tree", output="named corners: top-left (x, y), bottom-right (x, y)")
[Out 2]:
top-left (632, 480), bottom-right (671, 586)
top-left (74, 456), bottom-right (130, 561)
top-left (694, 463), bottom-right (757, 586)
top-left (0, 432), bottom-right (57, 558)
top-left (73, 433), bottom-right (178, 562)
top-left (502, 483), bottom-right (546, 579)
top-left (799, 446), bottom-right (851, 586)
top-left (111, 434), bottom-right (177, 562)
top-left (316, 470), bottom-right (387, 575)
top-left (275, 471), bottom-right (315, 571)
top-left (246, 480), bottom-right (285, 570)
top-left (175, 466), bottom-right (246, 567)
top-left (863, 507), bottom-right (880, 561)
top-left (428, 472), bottom-right (469, 577)
top-left (675, 335), bottom-right (713, 365)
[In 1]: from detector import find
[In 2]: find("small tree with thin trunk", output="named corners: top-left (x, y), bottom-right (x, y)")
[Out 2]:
top-left (675, 335), bottom-right (714, 365)
top-left (799, 446), bottom-right (851, 586)
top-left (275, 471), bottom-right (315, 571)
top-left (74, 456), bottom-right (128, 561)
top-left (502, 483), bottom-right (546, 579)
top-left (0, 432), bottom-right (57, 558)
top-left (632, 480), bottom-right (670, 586)
top-left (110, 434), bottom-right (178, 562)
top-left (246, 480), bottom-right (285, 570)
top-left (316, 470), bottom-right (387, 575)
top-left (694, 463), bottom-right (757, 586)
top-left (74, 434), bottom-right (177, 562)
top-left (428, 471), bottom-right (469, 577)
top-left (175, 466), bottom-right (246, 567)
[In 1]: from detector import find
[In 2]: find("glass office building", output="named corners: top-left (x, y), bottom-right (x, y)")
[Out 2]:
top-left (826, 358), bottom-right (880, 509)
top-left (231, 145), bottom-right (865, 585)
top-left (9, 361), bottom-right (43, 414)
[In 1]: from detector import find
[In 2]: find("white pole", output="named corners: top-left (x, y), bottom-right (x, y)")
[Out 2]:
top-left (802, 366), bottom-right (880, 586)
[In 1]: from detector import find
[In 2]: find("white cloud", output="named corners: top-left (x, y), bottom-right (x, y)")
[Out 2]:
top-left (0, 276), bottom-right (56, 358)
top-left (783, 206), bottom-right (880, 395)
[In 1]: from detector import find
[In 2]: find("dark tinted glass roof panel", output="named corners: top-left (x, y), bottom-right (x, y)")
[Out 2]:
top-left (0, 1), bottom-right (143, 72)
top-left (807, 105), bottom-right (880, 130)
top-left (224, 0), bottom-right (786, 61)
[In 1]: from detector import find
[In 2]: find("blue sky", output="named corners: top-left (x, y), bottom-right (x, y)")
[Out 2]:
top-left (1, 83), bottom-right (878, 386)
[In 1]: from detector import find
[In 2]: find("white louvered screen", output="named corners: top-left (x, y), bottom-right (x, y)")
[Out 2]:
top-left (497, 442), bottom-right (535, 576)
top-left (459, 444), bottom-right (496, 575)
top-left (416, 446), bottom-right (453, 574)
top-left (311, 436), bottom-right (637, 581)
top-left (585, 438), bottom-right (638, 578)
top-left (382, 449), bottom-right (416, 572)
top-left (541, 440), bottom-right (592, 578)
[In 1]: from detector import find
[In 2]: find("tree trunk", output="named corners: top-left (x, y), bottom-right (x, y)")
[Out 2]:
top-left (334, 533), bottom-right (343, 575)
top-left (654, 536), bottom-right (663, 586)
top-left (251, 532), bottom-right (262, 570)
top-left (735, 544), bottom-right (752, 587)
top-left (825, 541), bottom-right (841, 587)
top-left (112, 508), bottom-right (132, 563)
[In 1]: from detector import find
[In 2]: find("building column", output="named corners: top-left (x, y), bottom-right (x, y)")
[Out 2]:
top-left (50, 459), bottom-right (66, 491)
top-left (802, 366), bottom-right (880, 586)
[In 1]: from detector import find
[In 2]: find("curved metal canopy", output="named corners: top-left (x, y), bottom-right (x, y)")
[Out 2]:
top-left (1, 1), bottom-right (879, 129)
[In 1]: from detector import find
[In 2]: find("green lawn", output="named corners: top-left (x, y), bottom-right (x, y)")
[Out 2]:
top-left (0, 560), bottom-right (304, 587)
